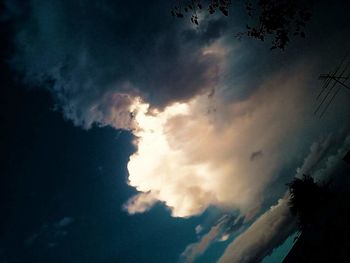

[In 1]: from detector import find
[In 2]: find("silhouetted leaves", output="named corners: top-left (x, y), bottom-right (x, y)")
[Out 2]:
top-left (285, 173), bottom-right (350, 262)
top-left (247, 0), bottom-right (314, 49)
top-left (171, 0), bottom-right (314, 50)
top-left (288, 175), bottom-right (331, 231)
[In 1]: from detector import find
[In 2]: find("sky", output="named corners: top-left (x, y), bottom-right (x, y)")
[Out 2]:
top-left (1, 0), bottom-right (350, 262)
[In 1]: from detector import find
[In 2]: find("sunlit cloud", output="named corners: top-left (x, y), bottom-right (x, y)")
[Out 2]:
top-left (7, 0), bottom-right (350, 262)
top-left (124, 65), bottom-right (312, 218)
top-left (217, 131), bottom-right (350, 263)
top-left (180, 214), bottom-right (244, 263)
top-left (180, 216), bottom-right (229, 263)
top-left (218, 197), bottom-right (296, 263)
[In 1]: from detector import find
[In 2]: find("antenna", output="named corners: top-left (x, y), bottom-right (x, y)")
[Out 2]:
top-left (315, 53), bottom-right (350, 118)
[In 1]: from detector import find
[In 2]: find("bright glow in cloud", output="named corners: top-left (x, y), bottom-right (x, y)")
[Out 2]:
top-left (127, 99), bottom-right (216, 217)
top-left (125, 66), bottom-right (311, 218)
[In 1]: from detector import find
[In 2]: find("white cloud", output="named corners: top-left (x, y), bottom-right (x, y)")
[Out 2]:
top-left (125, 65), bottom-right (312, 218)
top-left (122, 191), bottom-right (158, 215)
top-left (195, 225), bottom-right (203, 235)
top-left (218, 197), bottom-right (296, 263)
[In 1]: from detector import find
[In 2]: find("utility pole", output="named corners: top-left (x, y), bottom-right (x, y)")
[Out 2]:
top-left (315, 54), bottom-right (350, 118)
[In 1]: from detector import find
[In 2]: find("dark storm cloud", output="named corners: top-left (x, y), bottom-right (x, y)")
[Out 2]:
top-left (7, 0), bottom-right (227, 129)
top-left (219, 0), bottom-right (350, 104)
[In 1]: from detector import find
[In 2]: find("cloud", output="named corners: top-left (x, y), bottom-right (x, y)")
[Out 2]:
top-left (215, 132), bottom-right (350, 263)
top-left (218, 197), bottom-right (296, 263)
top-left (295, 133), bottom-right (350, 181)
top-left (55, 217), bottom-right (74, 228)
top-left (180, 214), bottom-right (244, 263)
top-left (195, 225), bottom-right (203, 235)
top-left (5, 1), bottom-right (350, 262)
top-left (24, 217), bottom-right (74, 247)
top-left (125, 64), bottom-right (313, 217)
top-left (9, 0), bottom-right (228, 130)
top-left (180, 218), bottom-right (227, 263)
top-left (8, 0), bottom-right (350, 221)
top-left (122, 191), bottom-right (158, 215)
top-left (313, 135), bottom-right (350, 181)
top-left (295, 135), bottom-right (333, 178)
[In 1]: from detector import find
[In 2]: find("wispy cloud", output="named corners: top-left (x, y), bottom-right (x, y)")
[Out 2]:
top-left (55, 217), bottom-right (74, 228)
top-left (24, 217), bottom-right (74, 247)
top-left (296, 133), bottom-right (350, 182)
top-left (215, 132), bottom-right (350, 263)
top-left (180, 218), bottom-right (226, 263)
top-left (180, 215), bottom-right (244, 263)
top-left (218, 198), bottom-right (296, 263)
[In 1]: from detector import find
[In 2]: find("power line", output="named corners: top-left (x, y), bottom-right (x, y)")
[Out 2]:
top-left (315, 54), bottom-right (350, 118)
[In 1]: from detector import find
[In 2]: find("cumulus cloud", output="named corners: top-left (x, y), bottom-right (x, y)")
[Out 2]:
top-left (125, 65), bottom-right (312, 217)
top-left (218, 197), bottom-right (296, 263)
top-left (5, 1), bottom-right (350, 262)
top-left (8, 0), bottom-right (350, 221)
top-left (9, 0), bottom-right (228, 129)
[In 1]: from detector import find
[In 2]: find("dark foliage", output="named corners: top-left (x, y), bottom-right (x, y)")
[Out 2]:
top-left (288, 174), bottom-right (331, 231)
top-left (284, 171), bottom-right (350, 263)
top-left (171, 0), bottom-right (313, 49)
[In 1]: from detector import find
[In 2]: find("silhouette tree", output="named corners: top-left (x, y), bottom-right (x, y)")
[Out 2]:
top-left (288, 174), bottom-right (331, 231)
top-left (171, 0), bottom-right (313, 49)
